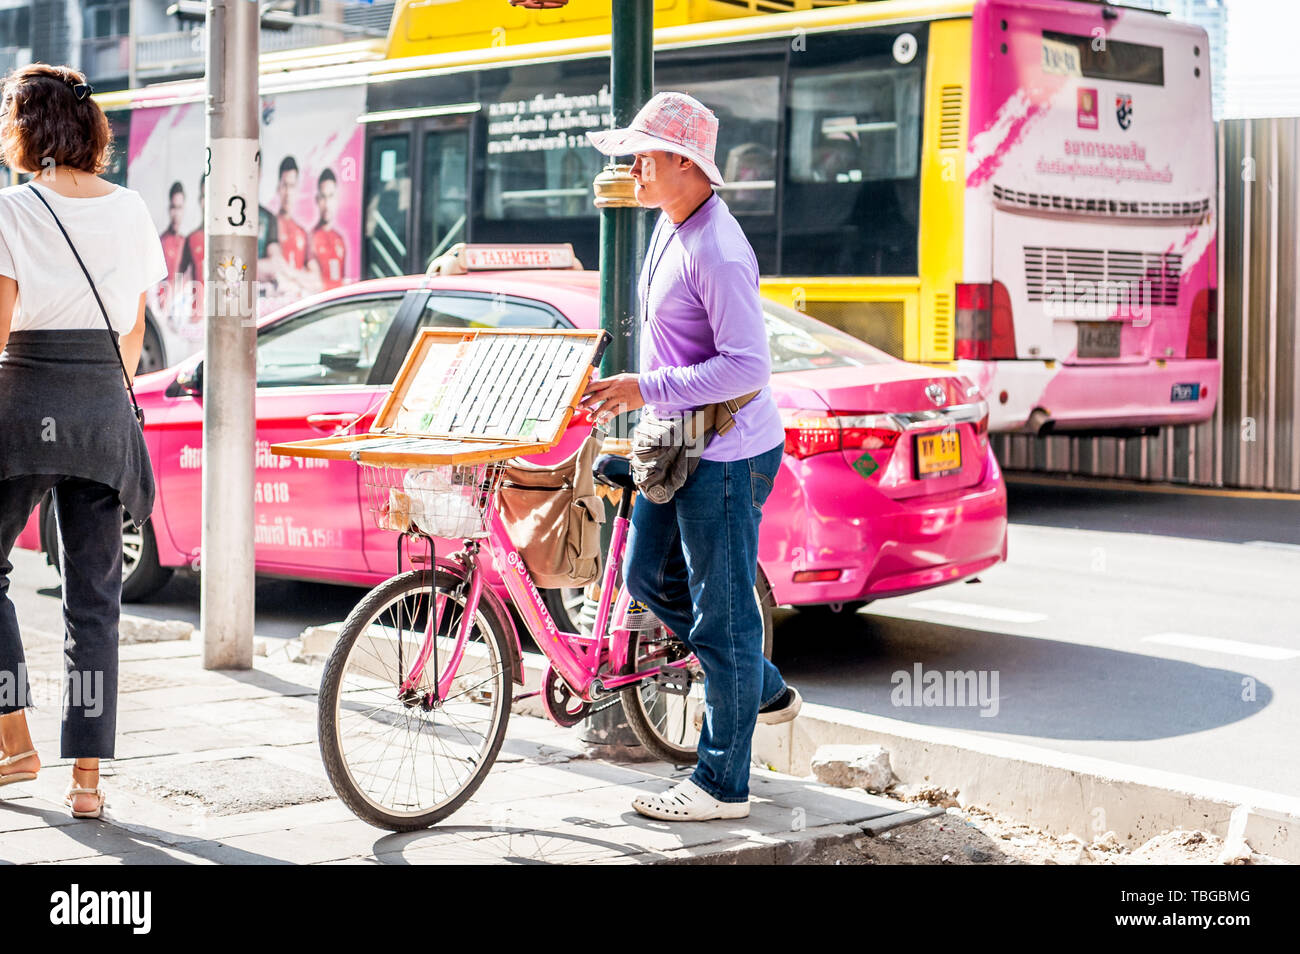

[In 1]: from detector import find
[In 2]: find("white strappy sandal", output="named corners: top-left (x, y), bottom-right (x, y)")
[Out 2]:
top-left (0, 749), bottom-right (39, 786)
top-left (65, 762), bottom-right (106, 819)
top-left (632, 778), bottom-right (750, 821)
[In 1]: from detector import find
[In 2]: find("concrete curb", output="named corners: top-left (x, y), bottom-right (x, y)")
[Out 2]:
top-left (119, 614), bottom-right (195, 645)
top-left (752, 702), bottom-right (1300, 863)
top-left (293, 623), bottom-right (1299, 862)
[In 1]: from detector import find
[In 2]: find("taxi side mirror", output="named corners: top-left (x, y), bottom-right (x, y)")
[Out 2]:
top-left (175, 362), bottom-right (203, 397)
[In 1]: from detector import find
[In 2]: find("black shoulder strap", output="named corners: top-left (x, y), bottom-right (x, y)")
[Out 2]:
top-left (26, 183), bottom-right (143, 423)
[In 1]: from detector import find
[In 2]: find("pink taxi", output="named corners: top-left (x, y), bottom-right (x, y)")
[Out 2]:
top-left (15, 249), bottom-right (1007, 637)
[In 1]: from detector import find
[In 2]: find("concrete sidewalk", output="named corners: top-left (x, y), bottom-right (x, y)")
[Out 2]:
top-left (1, 631), bottom-right (930, 865)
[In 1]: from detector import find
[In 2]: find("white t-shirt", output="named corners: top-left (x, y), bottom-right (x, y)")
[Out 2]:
top-left (0, 181), bottom-right (168, 335)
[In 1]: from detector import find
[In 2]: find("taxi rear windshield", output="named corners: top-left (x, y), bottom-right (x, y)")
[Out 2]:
top-left (763, 301), bottom-right (894, 373)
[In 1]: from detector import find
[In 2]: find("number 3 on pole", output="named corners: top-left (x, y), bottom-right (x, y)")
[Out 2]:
top-left (206, 136), bottom-right (259, 238)
top-left (227, 195), bottom-right (247, 228)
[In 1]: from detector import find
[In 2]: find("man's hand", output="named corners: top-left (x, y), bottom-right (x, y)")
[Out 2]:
top-left (580, 373), bottom-right (646, 426)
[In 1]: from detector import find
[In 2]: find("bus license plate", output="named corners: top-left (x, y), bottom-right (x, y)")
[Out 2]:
top-left (1077, 321), bottom-right (1122, 358)
top-left (914, 430), bottom-right (962, 479)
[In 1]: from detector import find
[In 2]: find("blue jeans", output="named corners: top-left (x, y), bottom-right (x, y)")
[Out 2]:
top-left (624, 441), bottom-right (786, 802)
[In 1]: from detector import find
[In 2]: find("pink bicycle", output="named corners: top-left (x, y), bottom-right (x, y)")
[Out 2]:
top-left (317, 435), bottom-right (705, 831)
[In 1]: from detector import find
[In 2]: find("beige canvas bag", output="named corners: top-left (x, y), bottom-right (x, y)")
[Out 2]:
top-left (498, 432), bottom-right (605, 589)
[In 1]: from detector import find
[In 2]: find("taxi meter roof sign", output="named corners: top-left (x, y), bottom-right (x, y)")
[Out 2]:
top-left (428, 243), bottom-right (583, 275)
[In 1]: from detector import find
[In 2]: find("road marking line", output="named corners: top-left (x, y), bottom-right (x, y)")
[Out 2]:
top-left (1142, 632), bottom-right (1300, 661)
top-left (908, 599), bottom-right (1047, 623)
top-left (1005, 473), bottom-right (1300, 502)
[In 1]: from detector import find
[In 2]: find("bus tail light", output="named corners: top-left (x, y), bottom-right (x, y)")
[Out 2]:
top-left (955, 282), bottom-right (1017, 360)
top-left (991, 280), bottom-right (1017, 358)
top-left (955, 283), bottom-right (991, 360)
top-left (782, 411), bottom-right (902, 460)
top-left (1187, 288), bottom-right (1217, 360)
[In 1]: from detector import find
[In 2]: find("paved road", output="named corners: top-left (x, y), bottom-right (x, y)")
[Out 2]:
top-left (774, 481), bottom-right (1300, 796)
top-left (8, 481), bottom-right (1298, 798)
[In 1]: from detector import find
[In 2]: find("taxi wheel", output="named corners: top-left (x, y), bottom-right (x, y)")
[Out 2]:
top-left (136, 320), bottom-right (166, 376)
top-left (41, 500), bottom-right (173, 603)
top-left (120, 520), bottom-right (174, 602)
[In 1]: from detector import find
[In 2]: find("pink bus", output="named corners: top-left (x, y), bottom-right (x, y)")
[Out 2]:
top-left (959, 0), bottom-right (1218, 433)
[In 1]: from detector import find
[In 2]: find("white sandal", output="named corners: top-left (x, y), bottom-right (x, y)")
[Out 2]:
top-left (66, 762), bottom-right (106, 819)
top-left (0, 749), bottom-right (39, 786)
top-left (632, 778), bottom-right (749, 821)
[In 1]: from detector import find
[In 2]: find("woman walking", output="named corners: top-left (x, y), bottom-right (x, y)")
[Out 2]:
top-left (0, 65), bottom-right (167, 818)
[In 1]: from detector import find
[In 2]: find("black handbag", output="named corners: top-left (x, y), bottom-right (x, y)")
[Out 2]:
top-left (26, 183), bottom-right (145, 427)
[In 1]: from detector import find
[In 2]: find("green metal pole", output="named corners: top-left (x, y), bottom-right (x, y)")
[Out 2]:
top-left (595, 0), bottom-right (653, 382)
top-left (584, 0), bottom-right (653, 752)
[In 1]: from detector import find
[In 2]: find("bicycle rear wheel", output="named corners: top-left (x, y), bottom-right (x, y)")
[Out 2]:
top-left (318, 568), bottom-right (512, 830)
top-left (618, 628), bottom-right (704, 764)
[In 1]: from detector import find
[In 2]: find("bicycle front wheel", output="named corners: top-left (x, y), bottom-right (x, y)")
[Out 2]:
top-left (318, 568), bottom-right (513, 830)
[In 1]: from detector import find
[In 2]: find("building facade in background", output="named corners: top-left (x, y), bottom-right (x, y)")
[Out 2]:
top-left (0, 0), bottom-right (394, 90)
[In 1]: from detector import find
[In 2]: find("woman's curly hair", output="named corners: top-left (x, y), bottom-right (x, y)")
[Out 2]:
top-left (0, 63), bottom-right (112, 175)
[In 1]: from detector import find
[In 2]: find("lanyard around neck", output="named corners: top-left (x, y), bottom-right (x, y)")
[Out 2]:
top-left (641, 192), bottom-right (712, 324)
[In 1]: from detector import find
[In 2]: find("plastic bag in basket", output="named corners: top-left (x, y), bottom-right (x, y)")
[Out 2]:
top-left (378, 489), bottom-right (414, 533)
top-left (404, 467), bottom-right (484, 538)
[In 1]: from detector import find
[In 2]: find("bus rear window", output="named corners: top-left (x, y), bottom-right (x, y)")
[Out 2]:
top-left (1041, 30), bottom-right (1164, 86)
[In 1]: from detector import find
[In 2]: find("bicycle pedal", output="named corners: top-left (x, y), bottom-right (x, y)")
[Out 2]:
top-left (654, 665), bottom-right (692, 696)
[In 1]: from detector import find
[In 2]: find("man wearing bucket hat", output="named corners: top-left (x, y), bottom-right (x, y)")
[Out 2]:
top-left (580, 91), bottom-right (801, 822)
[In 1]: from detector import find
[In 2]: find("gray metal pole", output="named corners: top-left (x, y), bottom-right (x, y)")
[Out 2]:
top-left (200, 0), bottom-right (259, 670)
top-left (582, 0), bottom-right (653, 752)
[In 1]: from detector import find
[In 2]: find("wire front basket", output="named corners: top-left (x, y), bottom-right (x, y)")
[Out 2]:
top-left (362, 461), bottom-right (501, 540)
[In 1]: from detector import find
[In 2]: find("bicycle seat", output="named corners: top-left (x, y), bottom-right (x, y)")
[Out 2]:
top-left (593, 453), bottom-right (635, 491)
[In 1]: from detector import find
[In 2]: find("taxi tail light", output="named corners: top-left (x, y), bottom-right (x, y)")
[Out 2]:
top-left (783, 411), bottom-right (901, 460)
top-left (838, 415), bottom-right (903, 452)
top-left (793, 569), bottom-right (843, 583)
top-left (954, 282), bottom-right (1016, 360)
top-left (1187, 287), bottom-right (1217, 360)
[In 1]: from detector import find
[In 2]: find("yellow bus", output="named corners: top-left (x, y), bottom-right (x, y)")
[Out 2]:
top-left (102, 0), bottom-right (1217, 435)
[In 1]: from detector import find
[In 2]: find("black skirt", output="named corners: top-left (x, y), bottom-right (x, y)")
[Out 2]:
top-left (0, 329), bottom-right (155, 527)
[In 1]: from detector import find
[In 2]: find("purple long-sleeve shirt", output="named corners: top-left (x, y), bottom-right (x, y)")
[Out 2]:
top-left (636, 192), bottom-right (785, 462)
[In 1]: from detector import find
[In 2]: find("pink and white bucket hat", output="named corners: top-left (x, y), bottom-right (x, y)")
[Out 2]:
top-left (586, 91), bottom-right (724, 187)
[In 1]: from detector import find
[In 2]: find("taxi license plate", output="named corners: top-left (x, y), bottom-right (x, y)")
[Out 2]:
top-left (914, 430), bottom-right (962, 479)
